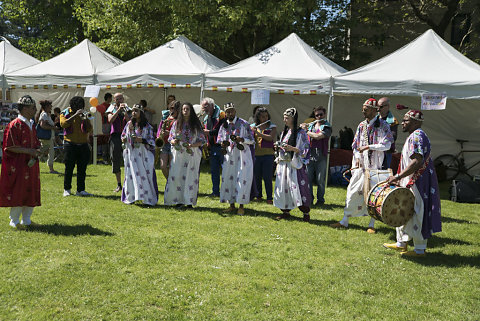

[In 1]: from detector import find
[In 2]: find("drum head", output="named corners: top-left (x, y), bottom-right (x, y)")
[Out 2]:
top-left (381, 187), bottom-right (415, 227)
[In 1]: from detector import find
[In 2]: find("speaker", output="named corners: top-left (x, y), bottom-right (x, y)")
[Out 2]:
top-left (450, 179), bottom-right (480, 203)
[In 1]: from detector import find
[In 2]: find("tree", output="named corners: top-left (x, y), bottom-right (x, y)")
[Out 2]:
top-left (348, 0), bottom-right (480, 68)
top-left (1, 0), bottom-right (85, 61)
top-left (74, 0), bottom-right (350, 64)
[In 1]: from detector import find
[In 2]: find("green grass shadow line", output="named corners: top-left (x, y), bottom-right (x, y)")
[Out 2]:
top-left (401, 253), bottom-right (480, 268)
top-left (25, 223), bottom-right (114, 237)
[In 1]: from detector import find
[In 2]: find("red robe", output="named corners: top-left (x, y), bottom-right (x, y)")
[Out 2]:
top-left (0, 118), bottom-right (41, 207)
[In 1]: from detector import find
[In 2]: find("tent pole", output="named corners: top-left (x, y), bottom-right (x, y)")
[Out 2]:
top-left (325, 77), bottom-right (335, 188)
top-left (93, 112), bottom-right (97, 165)
top-left (200, 74), bottom-right (205, 103)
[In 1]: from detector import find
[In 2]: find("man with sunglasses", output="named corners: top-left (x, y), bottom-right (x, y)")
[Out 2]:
top-left (301, 106), bottom-right (331, 206)
top-left (378, 97), bottom-right (398, 169)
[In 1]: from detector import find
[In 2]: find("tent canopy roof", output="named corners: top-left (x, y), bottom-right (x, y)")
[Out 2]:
top-left (96, 35), bottom-right (228, 86)
top-left (0, 41), bottom-right (40, 75)
top-left (205, 33), bottom-right (347, 93)
top-left (7, 39), bottom-right (123, 85)
top-left (334, 29), bottom-right (480, 98)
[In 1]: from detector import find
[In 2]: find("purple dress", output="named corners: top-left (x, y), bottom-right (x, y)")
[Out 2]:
top-left (400, 129), bottom-right (441, 239)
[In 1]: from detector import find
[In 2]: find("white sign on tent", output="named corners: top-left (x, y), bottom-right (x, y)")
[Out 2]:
top-left (84, 85), bottom-right (101, 98)
top-left (251, 89), bottom-right (270, 105)
top-left (421, 93), bottom-right (447, 110)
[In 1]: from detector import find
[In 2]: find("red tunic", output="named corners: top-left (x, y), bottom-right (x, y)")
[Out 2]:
top-left (0, 118), bottom-right (41, 207)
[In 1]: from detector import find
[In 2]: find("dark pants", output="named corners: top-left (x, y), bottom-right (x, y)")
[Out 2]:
top-left (254, 154), bottom-right (274, 200)
top-left (110, 133), bottom-right (123, 174)
top-left (307, 151), bottom-right (327, 204)
top-left (209, 145), bottom-right (224, 195)
top-left (64, 142), bottom-right (90, 192)
top-left (382, 152), bottom-right (393, 170)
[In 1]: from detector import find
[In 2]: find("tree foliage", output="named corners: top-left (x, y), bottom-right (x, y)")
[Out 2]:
top-left (0, 0), bottom-right (478, 67)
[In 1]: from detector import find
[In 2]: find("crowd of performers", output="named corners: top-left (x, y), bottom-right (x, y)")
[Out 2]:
top-left (0, 94), bottom-right (441, 257)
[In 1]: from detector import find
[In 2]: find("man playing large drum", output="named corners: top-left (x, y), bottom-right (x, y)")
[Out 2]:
top-left (330, 98), bottom-right (394, 233)
top-left (383, 110), bottom-right (441, 257)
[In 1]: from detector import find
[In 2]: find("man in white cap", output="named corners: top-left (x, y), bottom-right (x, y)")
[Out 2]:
top-left (0, 95), bottom-right (41, 229)
top-left (331, 98), bottom-right (394, 233)
top-left (217, 102), bottom-right (254, 215)
top-left (384, 110), bottom-right (441, 257)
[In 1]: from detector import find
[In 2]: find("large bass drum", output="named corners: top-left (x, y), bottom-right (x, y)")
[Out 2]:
top-left (367, 182), bottom-right (415, 227)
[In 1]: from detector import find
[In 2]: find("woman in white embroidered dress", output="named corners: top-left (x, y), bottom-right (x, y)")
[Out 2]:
top-left (274, 107), bottom-right (312, 222)
top-left (121, 104), bottom-right (158, 205)
top-left (164, 103), bottom-right (206, 207)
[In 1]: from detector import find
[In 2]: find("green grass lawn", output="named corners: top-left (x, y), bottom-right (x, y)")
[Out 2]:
top-left (0, 162), bottom-right (479, 320)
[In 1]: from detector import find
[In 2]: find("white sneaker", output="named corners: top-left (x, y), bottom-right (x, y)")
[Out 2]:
top-left (76, 190), bottom-right (92, 197)
top-left (63, 189), bottom-right (72, 197)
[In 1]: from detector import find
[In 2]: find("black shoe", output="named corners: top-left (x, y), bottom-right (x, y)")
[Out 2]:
top-left (276, 212), bottom-right (291, 220)
top-left (186, 205), bottom-right (193, 208)
top-left (175, 204), bottom-right (183, 208)
top-left (315, 201), bottom-right (324, 206)
top-left (209, 193), bottom-right (220, 197)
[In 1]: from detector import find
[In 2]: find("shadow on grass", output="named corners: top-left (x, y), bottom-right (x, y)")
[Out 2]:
top-left (26, 223), bottom-right (114, 236)
top-left (442, 216), bottom-right (477, 224)
top-left (402, 253), bottom-right (480, 268)
top-left (88, 194), bottom-right (121, 201)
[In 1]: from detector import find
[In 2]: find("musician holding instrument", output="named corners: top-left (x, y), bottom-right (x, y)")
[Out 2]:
top-left (383, 110), bottom-right (441, 257)
top-left (330, 98), bottom-right (393, 233)
top-left (121, 104), bottom-right (158, 206)
top-left (217, 103), bottom-right (254, 215)
top-left (274, 107), bottom-right (312, 222)
top-left (164, 103), bottom-right (206, 207)
top-left (60, 96), bottom-right (93, 197)
top-left (106, 93), bottom-right (131, 193)
top-left (201, 97), bottom-right (226, 197)
top-left (251, 107), bottom-right (276, 204)
top-left (156, 100), bottom-right (180, 179)
top-left (300, 106), bottom-right (331, 206)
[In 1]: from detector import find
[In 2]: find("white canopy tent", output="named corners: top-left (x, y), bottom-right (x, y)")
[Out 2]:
top-left (0, 40), bottom-right (40, 100)
top-left (6, 39), bottom-right (123, 109)
top-left (95, 35), bottom-right (228, 124)
top-left (204, 33), bottom-right (347, 128)
top-left (7, 39), bottom-right (123, 87)
top-left (97, 35), bottom-right (228, 87)
top-left (332, 29), bottom-right (480, 174)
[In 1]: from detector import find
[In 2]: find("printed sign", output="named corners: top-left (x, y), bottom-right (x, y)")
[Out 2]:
top-left (421, 93), bottom-right (447, 110)
top-left (84, 85), bottom-right (101, 98)
top-left (251, 89), bottom-right (270, 105)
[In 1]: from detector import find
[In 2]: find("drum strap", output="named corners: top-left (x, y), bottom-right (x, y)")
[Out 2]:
top-left (398, 153), bottom-right (431, 188)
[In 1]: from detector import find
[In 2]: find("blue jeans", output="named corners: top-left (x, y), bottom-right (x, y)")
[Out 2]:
top-left (307, 152), bottom-right (327, 203)
top-left (254, 154), bottom-right (274, 200)
top-left (209, 145), bottom-right (224, 195)
top-left (382, 152), bottom-right (392, 170)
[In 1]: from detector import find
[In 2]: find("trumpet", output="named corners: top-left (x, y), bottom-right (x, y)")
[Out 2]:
top-left (229, 134), bottom-right (245, 151)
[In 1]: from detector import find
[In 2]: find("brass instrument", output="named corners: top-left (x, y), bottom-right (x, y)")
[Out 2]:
top-left (156, 116), bottom-right (174, 149)
top-left (229, 134), bottom-right (245, 151)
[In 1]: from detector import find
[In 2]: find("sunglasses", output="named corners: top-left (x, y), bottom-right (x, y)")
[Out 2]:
top-left (315, 113), bottom-right (324, 117)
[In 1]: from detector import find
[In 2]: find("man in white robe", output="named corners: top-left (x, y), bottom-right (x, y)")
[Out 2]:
top-left (331, 98), bottom-right (394, 233)
top-left (217, 103), bottom-right (254, 215)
